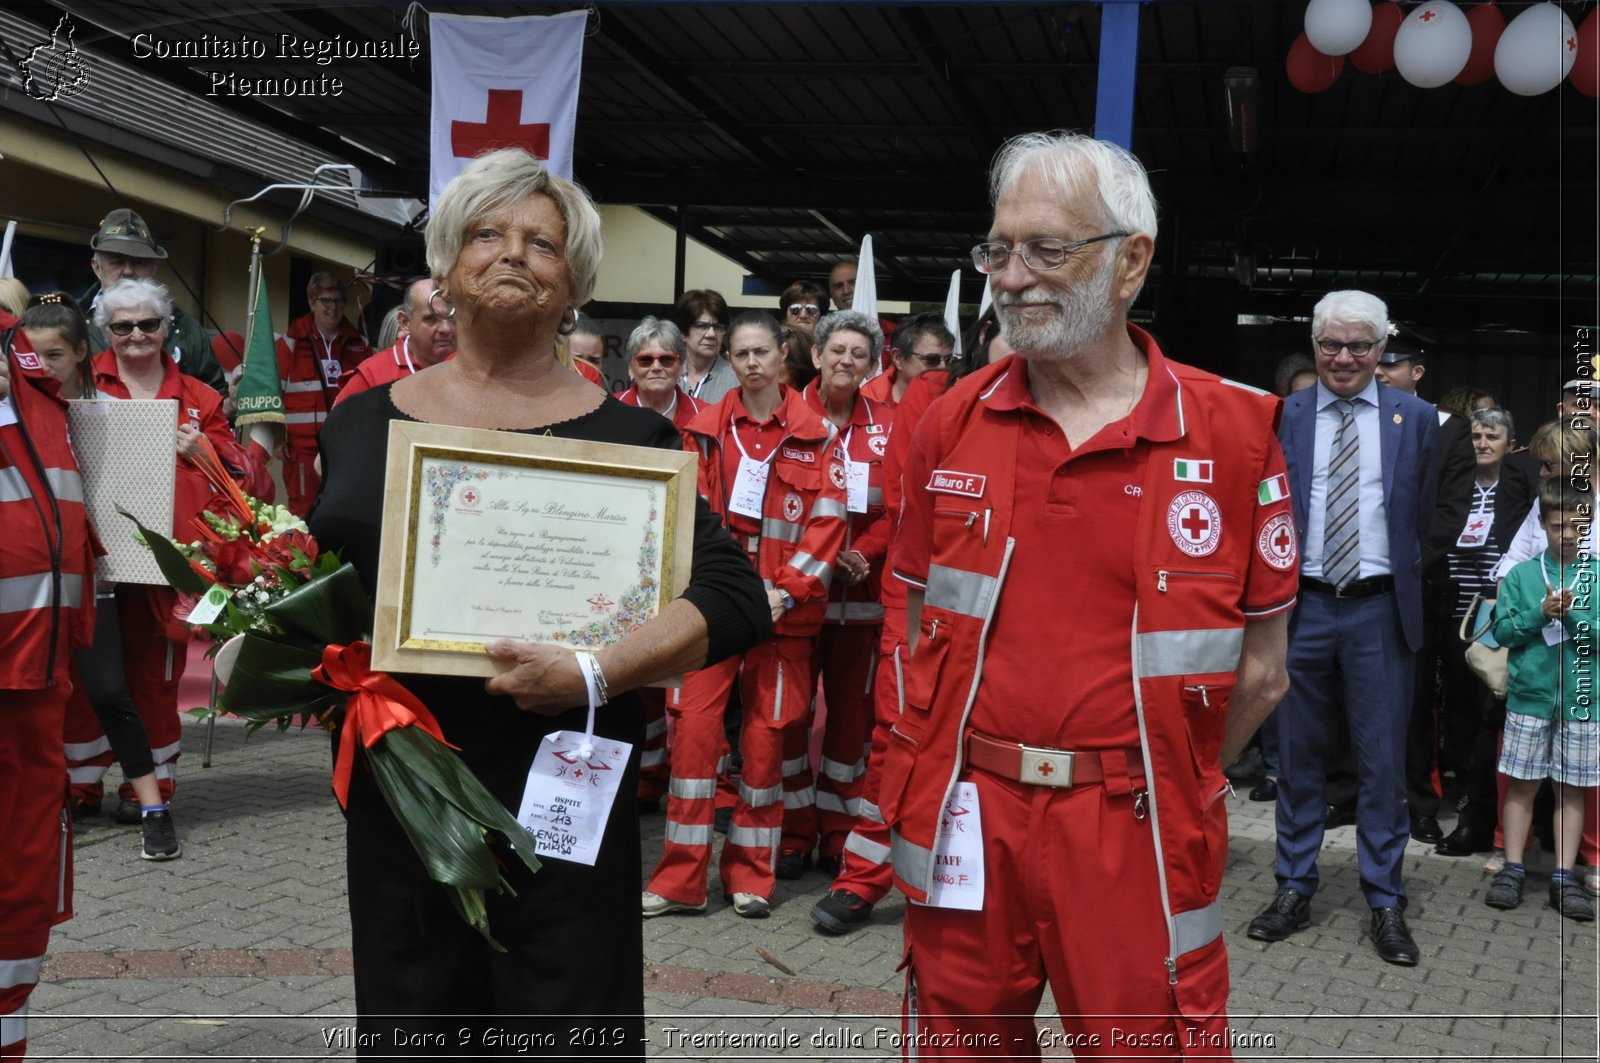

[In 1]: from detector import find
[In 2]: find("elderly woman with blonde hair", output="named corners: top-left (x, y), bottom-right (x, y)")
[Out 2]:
top-left (309, 149), bottom-right (768, 1058)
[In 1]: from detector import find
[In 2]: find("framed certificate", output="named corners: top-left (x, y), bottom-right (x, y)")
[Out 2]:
top-left (372, 420), bottom-right (697, 678)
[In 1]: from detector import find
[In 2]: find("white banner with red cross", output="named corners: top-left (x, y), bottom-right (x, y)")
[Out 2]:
top-left (428, 9), bottom-right (587, 207)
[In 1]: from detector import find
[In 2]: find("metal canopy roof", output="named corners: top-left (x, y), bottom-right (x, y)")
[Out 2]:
top-left (6, 1), bottom-right (1596, 332)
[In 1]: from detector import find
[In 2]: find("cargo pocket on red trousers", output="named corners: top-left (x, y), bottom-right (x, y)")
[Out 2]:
top-left (1169, 936), bottom-right (1230, 1057)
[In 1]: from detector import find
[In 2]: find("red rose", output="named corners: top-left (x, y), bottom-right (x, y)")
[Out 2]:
top-left (208, 539), bottom-right (257, 586)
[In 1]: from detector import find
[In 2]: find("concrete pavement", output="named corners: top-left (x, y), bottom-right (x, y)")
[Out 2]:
top-left (27, 660), bottom-right (1600, 1061)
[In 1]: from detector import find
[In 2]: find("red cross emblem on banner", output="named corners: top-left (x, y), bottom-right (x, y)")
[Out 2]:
top-left (452, 89), bottom-right (551, 160)
top-left (1419, 9), bottom-right (1437, 22)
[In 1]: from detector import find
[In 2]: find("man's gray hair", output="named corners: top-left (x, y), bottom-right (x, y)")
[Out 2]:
top-left (427, 148), bottom-right (604, 307)
top-left (989, 131), bottom-right (1159, 241)
top-left (1470, 406), bottom-right (1515, 440)
top-left (625, 316), bottom-right (686, 359)
top-left (1311, 291), bottom-right (1389, 343)
top-left (94, 278), bottom-right (172, 329)
top-left (814, 310), bottom-right (883, 362)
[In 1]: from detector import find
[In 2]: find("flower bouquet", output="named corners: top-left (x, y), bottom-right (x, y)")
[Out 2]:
top-left (122, 436), bottom-right (539, 946)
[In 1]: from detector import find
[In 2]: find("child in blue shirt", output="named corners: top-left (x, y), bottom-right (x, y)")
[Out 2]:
top-left (1489, 480), bottom-right (1597, 920)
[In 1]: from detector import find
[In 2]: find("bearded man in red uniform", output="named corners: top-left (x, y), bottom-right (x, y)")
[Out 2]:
top-left (877, 131), bottom-right (1296, 1059)
top-left (275, 272), bottom-right (368, 514)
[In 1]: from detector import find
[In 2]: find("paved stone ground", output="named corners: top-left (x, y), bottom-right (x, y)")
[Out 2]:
top-left (26, 659), bottom-right (1600, 1061)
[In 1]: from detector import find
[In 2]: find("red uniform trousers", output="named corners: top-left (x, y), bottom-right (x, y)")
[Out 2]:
top-left (902, 766), bottom-right (1233, 1061)
top-left (828, 610), bottom-right (907, 903)
top-left (636, 687), bottom-right (669, 805)
top-left (780, 623), bottom-right (878, 862)
top-left (0, 686), bottom-right (73, 1062)
top-left (283, 434), bottom-right (321, 518)
top-left (646, 636), bottom-right (815, 903)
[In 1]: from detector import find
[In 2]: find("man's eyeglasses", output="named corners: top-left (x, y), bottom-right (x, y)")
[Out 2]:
top-left (634, 353), bottom-right (681, 369)
top-left (909, 351), bottom-right (952, 369)
top-left (1316, 339), bottom-right (1379, 356)
top-left (690, 321), bottom-right (726, 335)
top-left (106, 317), bottom-right (164, 337)
top-left (787, 304), bottom-right (820, 318)
top-left (313, 296), bottom-right (348, 308)
top-left (970, 232), bottom-right (1129, 274)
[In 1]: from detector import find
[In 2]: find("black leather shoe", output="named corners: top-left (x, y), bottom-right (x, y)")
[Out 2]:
top-left (1247, 888), bottom-right (1311, 942)
top-left (1324, 803), bottom-right (1357, 829)
top-left (1248, 779), bottom-right (1278, 802)
top-left (1435, 824), bottom-right (1494, 856)
top-left (1410, 814), bottom-right (1443, 844)
top-left (1369, 907), bottom-right (1419, 966)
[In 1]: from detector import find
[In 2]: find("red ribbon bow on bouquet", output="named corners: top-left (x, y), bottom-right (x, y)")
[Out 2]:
top-left (315, 640), bottom-right (458, 807)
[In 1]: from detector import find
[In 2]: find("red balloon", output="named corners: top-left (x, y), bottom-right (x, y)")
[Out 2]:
top-left (1350, 2), bottom-right (1405, 74)
top-left (1574, 6), bottom-right (1599, 97)
top-left (1454, 2), bottom-right (1506, 85)
top-left (1287, 31), bottom-right (1346, 93)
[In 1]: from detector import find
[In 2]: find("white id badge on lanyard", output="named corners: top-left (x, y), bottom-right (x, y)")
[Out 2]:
top-left (514, 654), bottom-right (631, 865)
top-left (912, 781), bottom-right (985, 911)
top-left (1457, 511), bottom-right (1494, 549)
top-left (846, 459), bottom-right (870, 514)
top-left (727, 422), bottom-right (774, 521)
top-left (320, 358), bottom-right (342, 387)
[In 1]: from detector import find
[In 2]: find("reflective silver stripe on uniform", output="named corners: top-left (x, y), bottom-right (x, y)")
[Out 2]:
top-left (810, 497), bottom-right (848, 522)
top-left (781, 754), bottom-right (810, 776)
top-left (0, 466), bottom-right (84, 504)
top-left (282, 380), bottom-right (324, 393)
top-left (772, 662), bottom-right (785, 722)
top-left (824, 600), bottom-right (885, 621)
top-left (668, 777), bottom-right (716, 800)
top-left (820, 755), bottom-right (866, 784)
top-left (645, 717), bottom-right (668, 740)
top-left (1133, 627), bottom-right (1244, 678)
top-left (67, 765), bottom-right (109, 784)
top-left (153, 763), bottom-right (176, 780)
top-left (664, 820), bottom-right (712, 846)
top-left (1174, 901), bottom-right (1224, 955)
top-left (782, 786), bottom-right (816, 810)
top-left (857, 798), bottom-right (883, 825)
top-left (905, 971), bottom-right (922, 1063)
top-left (890, 828), bottom-right (934, 888)
top-left (761, 517), bottom-right (804, 544)
top-left (64, 737), bottom-right (112, 760)
top-left (0, 572), bottom-right (84, 615)
top-left (716, 753), bottom-right (732, 773)
top-left (2, 1003), bottom-right (27, 1050)
top-left (788, 551), bottom-right (834, 586)
top-left (815, 791), bottom-right (861, 816)
top-left (0, 955), bottom-right (44, 989)
top-left (639, 748), bottom-right (666, 767)
top-left (867, 487), bottom-right (883, 507)
top-left (844, 830), bottom-right (890, 865)
top-left (284, 412), bottom-right (326, 425)
top-left (741, 781), bottom-right (783, 807)
top-left (150, 738), bottom-right (181, 765)
top-left (726, 824), bottom-right (779, 850)
top-left (164, 640), bottom-right (175, 683)
top-left (925, 564), bottom-right (1002, 620)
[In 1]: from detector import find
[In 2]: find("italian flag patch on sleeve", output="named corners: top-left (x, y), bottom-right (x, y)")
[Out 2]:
top-left (1258, 474), bottom-right (1290, 504)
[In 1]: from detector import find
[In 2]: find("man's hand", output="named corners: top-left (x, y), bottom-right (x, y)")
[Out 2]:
top-left (484, 639), bottom-right (586, 713)
top-left (176, 424), bottom-right (204, 461)
top-left (837, 550), bottom-right (870, 585)
top-left (765, 588), bottom-right (787, 623)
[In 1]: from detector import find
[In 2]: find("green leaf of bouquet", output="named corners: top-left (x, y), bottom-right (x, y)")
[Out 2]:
top-left (363, 735), bottom-right (504, 890)
top-left (263, 561), bottom-right (372, 647)
top-left (382, 726), bottom-right (541, 878)
top-left (115, 505), bottom-right (211, 594)
top-left (216, 634), bottom-right (329, 717)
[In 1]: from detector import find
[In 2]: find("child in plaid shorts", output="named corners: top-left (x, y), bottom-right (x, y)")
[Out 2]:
top-left (1489, 480), bottom-right (1598, 920)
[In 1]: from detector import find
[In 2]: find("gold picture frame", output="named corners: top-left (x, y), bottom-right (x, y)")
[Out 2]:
top-left (372, 420), bottom-right (696, 678)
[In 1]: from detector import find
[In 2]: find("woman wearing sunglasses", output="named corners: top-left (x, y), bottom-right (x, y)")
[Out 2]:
top-left (87, 278), bottom-right (252, 823)
top-left (618, 317), bottom-right (703, 445)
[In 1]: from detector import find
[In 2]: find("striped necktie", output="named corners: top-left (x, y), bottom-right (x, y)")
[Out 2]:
top-left (1323, 399), bottom-right (1360, 589)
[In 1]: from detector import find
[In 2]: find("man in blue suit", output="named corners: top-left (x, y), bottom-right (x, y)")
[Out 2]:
top-left (1247, 290), bottom-right (1440, 966)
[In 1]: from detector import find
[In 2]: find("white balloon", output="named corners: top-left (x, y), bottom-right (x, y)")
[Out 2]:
top-left (1494, 2), bottom-right (1578, 96)
top-left (1394, 1), bottom-right (1472, 88)
top-left (1305, 0), bottom-right (1374, 56)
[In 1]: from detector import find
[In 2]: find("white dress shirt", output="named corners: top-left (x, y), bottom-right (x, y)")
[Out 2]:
top-left (1303, 377), bottom-right (1391, 580)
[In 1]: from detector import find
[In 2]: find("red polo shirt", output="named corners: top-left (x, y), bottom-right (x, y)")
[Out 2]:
top-left (898, 335), bottom-right (1296, 749)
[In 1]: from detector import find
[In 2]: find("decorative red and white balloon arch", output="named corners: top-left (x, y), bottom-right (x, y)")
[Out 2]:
top-left (1289, 0), bottom-right (1595, 97)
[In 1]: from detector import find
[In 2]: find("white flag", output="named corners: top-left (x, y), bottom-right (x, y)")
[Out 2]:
top-left (0, 220), bottom-right (16, 279)
top-left (943, 269), bottom-right (962, 357)
top-left (853, 233), bottom-right (878, 323)
top-left (429, 10), bottom-right (587, 206)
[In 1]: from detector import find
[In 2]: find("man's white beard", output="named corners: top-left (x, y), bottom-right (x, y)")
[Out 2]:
top-left (995, 251), bottom-right (1119, 361)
